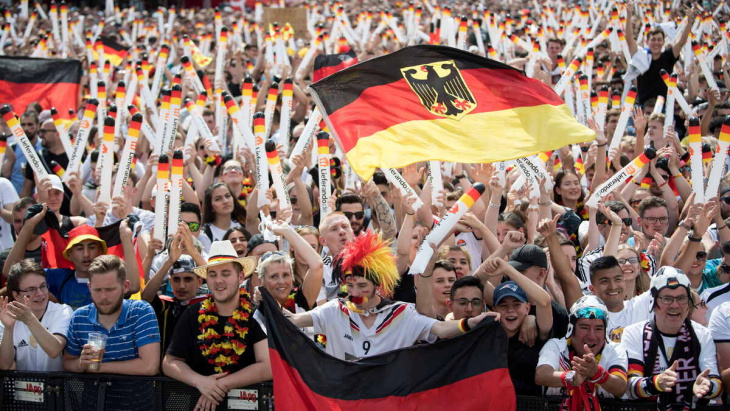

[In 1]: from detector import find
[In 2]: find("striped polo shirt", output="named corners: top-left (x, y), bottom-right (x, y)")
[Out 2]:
top-left (65, 299), bottom-right (160, 361)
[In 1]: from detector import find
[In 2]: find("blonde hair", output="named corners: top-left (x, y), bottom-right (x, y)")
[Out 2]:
top-left (436, 245), bottom-right (472, 268)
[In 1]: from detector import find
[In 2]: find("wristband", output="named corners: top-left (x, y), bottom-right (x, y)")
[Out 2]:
top-left (488, 202), bottom-right (500, 209)
top-left (673, 173), bottom-right (683, 178)
top-left (633, 179), bottom-right (641, 186)
top-left (205, 155), bottom-right (221, 166)
top-left (596, 143), bottom-right (607, 147)
top-left (717, 225), bottom-right (727, 230)
top-left (588, 365), bottom-right (610, 385)
top-left (457, 318), bottom-right (468, 333)
top-left (688, 234), bottom-right (702, 242)
top-left (652, 374), bottom-right (664, 393)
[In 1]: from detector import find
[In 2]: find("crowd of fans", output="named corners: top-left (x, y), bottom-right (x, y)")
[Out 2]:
top-left (1, 0), bottom-right (730, 410)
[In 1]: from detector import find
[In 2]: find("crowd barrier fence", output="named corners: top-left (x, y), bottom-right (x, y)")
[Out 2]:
top-left (0, 371), bottom-right (726, 410)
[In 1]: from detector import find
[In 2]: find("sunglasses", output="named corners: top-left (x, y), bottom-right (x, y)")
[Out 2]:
top-left (601, 218), bottom-right (633, 226)
top-left (261, 251), bottom-right (286, 262)
top-left (186, 221), bottom-right (200, 232)
top-left (696, 251), bottom-right (707, 261)
top-left (343, 211), bottom-right (364, 220)
top-left (721, 197), bottom-right (730, 205)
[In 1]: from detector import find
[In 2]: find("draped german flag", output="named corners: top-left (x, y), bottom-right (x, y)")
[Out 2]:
top-left (0, 57), bottom-right (81, 119)
top-left (309, 45), bottom-right (594, 179)
top-left (258, 289), bottom-right (516, 410)
top-left (313, 48), bottom-right (358, 82)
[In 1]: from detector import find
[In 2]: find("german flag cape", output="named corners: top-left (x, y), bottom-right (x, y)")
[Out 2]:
top-left (0, 57), bottom-right (80, 119)
top-left (309, 45), bottom-right (594, 179)
top-left (313, 48), bottom-right (358, 82)
top-left (258, 289), bottom-right (516, 410)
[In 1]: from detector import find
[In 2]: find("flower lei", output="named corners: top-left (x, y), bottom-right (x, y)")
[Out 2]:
top-left (283, 288), bottom-right (297, 312)
top-left (197, 288), bottom-right (252, 373)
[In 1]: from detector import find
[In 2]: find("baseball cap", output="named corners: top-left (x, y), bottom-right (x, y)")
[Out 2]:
top-left (246, 233), bottom-right (279, 255)
top-left (171, 255), bottom-right (198, 276)
top-left (493, 281), bottom-right (528, 306)
top-left (48, 175), bottom-right (64, 192)
top-left (508, 244), bottom-right (548, 271)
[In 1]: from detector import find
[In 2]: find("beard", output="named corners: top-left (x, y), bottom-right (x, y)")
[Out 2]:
top-left (95, 295), bottom-right (123, 315)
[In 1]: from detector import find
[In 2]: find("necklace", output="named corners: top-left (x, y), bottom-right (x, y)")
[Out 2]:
top-left (197, 288), bottom-right (252, 373)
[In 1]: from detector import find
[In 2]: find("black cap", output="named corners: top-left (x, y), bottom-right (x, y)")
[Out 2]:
top-left (247, 233), bottom-right (279, 255)
top-left (508, 244), bottom-right (548, 271)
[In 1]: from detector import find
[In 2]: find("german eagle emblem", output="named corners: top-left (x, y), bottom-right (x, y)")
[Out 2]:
top-left (401, 60), bottom-right (476, 120)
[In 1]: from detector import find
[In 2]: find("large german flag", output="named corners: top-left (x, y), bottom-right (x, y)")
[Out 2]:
top-left (313, 48), bottom-right (358, 82)
top-left (258, 289), bottom-right (516, 410)
top-left (309, 45), bottom-right (594, 179)
top-left (0, 57), bottom-right (81, 119)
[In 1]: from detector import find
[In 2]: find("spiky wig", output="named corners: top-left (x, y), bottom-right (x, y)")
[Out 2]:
top-left (337, 231), bottom-right (400, 297)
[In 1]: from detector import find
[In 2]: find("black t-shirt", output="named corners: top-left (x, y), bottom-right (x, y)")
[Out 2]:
top-left (0, 245), bottom-right (42, 287)
top-left (529, 301), bottom-right (569, 339)
top-left (637, 48), bottom-right (679, 105)
top-left (392, 267), bottom-right (416, 303)
top-left (151, 295), bottom-right (204, 355)
top-left (166, 301), bottom-right (267, 376)
top-left (507, 333), bottom-right (547, 396)
top-left (25, 148), bottom-right (72, 215)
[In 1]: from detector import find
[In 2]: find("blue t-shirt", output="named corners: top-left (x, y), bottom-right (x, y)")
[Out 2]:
top-left (46, 268), bottom-right (92, 310)
top-left (65, 299), bottom-right (160, 361)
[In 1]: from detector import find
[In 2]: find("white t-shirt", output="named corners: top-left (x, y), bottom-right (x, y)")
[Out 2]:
top-left (607, 291), bottom-right (652, 343)
top-left (621, 319), bottom-right (719, 399)
top-left (309, 299), bottom-right (437, 360)
top-left (0, 177), bottom-right (19, 251)
top-left (538, 337), bottom-right (628, 398)
top-left (0, 301), bottom-right (72, 371)
top-left (319, 255), bottom-right (339, 302)
top-left (708, 301), bottom-right (730, 342)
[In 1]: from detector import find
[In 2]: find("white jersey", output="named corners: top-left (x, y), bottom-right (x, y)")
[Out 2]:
top-left (621, 319), bottom-right (718, 396)
top-left (606, 291), bottom-right (652, 343)
top-left (309, 299), bottom-right (437, 360)
top-left (538, 337), bottom-right (628, 398)
top-left (319, 255), bottom-right (340, 302)
top-left (701, 283), bottom-right (730, 320)
top-left (0, 301), bottom-right (72, 371)
top-left (708, 301), bottom-right (730, 342)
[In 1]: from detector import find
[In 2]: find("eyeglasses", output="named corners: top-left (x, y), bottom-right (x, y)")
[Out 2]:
top-left (643, 216), bottom-right (669, 224)
top-left (343, 211), bottom-right (364, 220)
top-left (18, 283), bottom-right (48, 294)
top-left (20, 123), bottom-right (36, 127)
top-left (696, 251), bottom-right (707, 261)
top-left (657, 295), bottom-right (689, 305)
top-left (721, 197), bottom-right (730, 205)
top-left (185, 221), bottom-right (200, 232)
top-left (453, 298), bottom-right (483, 308)
top-left (38, 129), bottom-right (56, 134)
top-left (617, 257), bottom-right (639, 265)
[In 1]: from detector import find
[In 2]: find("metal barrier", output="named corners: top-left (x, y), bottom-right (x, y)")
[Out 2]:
top-left (0, 371), bottom-right (273, 411)
top-left (0, 371), bottom-right (725, 410)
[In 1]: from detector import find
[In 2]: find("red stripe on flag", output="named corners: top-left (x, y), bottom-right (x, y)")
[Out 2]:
top-left (0, 80), bottom-right (78, 119)
top-left (313, 57), bottom-right (359, 82)
top-left (269, 348), bottom-right (516, 410)
top-left (329, 68), bottom-right (564, 152)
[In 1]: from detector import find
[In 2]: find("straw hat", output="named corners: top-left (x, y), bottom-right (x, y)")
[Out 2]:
top-left (193, 240), bottom-right (255, 279)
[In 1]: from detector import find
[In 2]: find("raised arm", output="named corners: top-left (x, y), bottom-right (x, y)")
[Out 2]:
top-left (273, 223), bottom-right (323, 309)
top-left (673, 9), bottom-right (698, 58)
top-left (538, 215), bottom-right (583, 310)
top-left (625, 3), bottom-right (638, 56)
